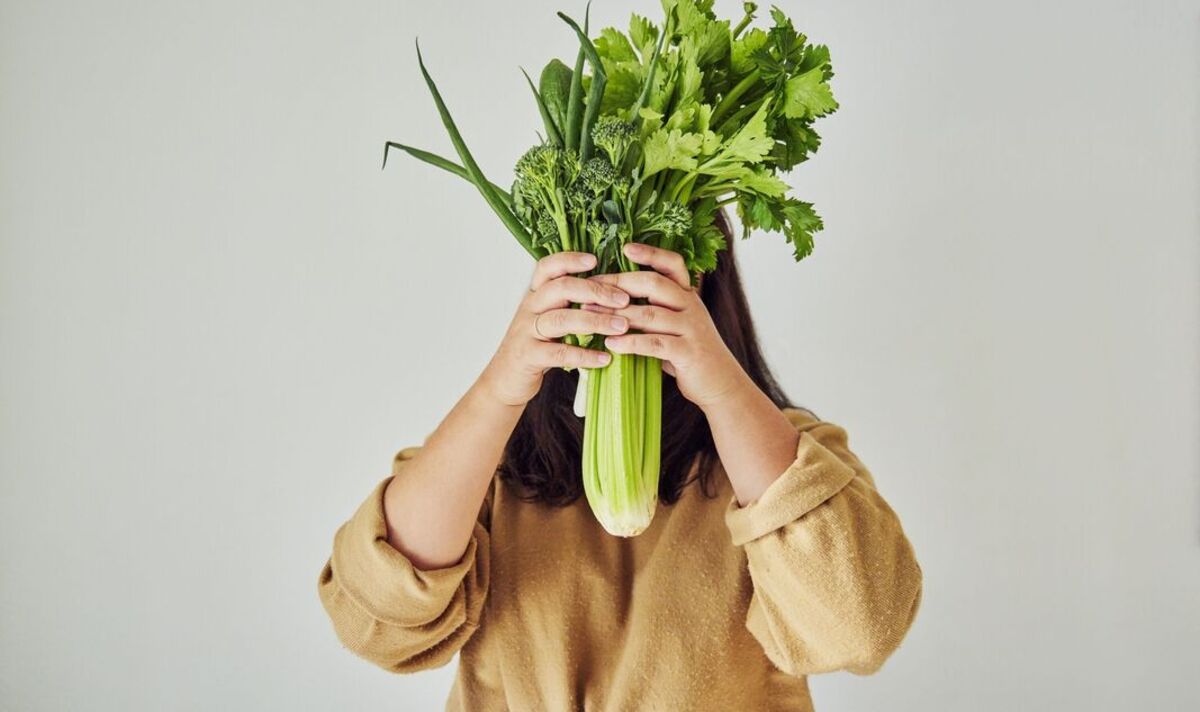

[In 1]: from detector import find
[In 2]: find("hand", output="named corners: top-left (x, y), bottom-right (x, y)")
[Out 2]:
top-left (479, 251), bottom-right (631, 407)
top-left (586, 243), bottom-right (752, 410)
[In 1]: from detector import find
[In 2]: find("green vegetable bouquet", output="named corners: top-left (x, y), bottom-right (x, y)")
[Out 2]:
top-left (385, 1), bottom-right (838, 536)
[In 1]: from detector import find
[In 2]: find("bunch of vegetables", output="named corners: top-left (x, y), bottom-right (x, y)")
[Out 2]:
top-left (385, 0), bottom-right (838, 536)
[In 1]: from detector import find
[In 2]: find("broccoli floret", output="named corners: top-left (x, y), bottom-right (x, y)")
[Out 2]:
top-left (515, 144), bottom-right (562, 185)
top-left (534, 211), bottom-right (558, 245)
top-left (512, 143), bottom-right (582, 251)
top-left (577, 157), bottom-right (617, 199)
top-left (591, 116), bottom-right (638, 167)
top-left (639, 200), bottom-right (693, 249)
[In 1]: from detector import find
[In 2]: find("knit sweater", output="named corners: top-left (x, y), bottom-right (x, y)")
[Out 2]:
top-left (317, 407), bottom-right (922, 711)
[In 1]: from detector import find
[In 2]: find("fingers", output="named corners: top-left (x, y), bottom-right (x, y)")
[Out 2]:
top-left (528, 275), bottom-right (630, 312)
top-left (534, 308), bottom-right (629, 340)
top-left (530, 252), bottom-right (596, 290)
top-left (588, 270), bottom-right (690, 310)
top-left (581, 303), bottom-right (686, 335)
top-left (621, 242), bottom-right (690, 288)
top-left (605, 333), bottom-right (683, 361)
top-left (531, 342), bottom-right (612, 369)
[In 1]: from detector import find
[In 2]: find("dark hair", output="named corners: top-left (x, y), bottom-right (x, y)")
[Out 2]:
top-left (498, 209), bottom-right (801, 505)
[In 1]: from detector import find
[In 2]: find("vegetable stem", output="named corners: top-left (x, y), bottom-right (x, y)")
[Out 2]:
top-left (563, 3), bottom-right (591, 153)
top-left (414, 41), bottom-right (541, 258)
top-left (710, 69), bottom-right (760, 127)
top-left (558, 11), bottom-right (607, 160)
top-left (382, 142), bottom-right (513, 205)
top-left (731, 3), bottom-right (757, 40)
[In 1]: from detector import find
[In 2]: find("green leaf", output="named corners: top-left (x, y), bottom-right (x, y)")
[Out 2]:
top-left (733, 166), bottom-right (789, 196)
top-left (690, 19), bottom-right (731, 67)
top-left (741, 193), bottom-right (822, 260)
top-left (675, 52), bottom-right (704, 106)
top-left (664, 100), bottom-right (698, 132)
top-left (731, 28), bottom-right (768, 75)
top-left (686, 196), bottom-right (726, 274)
top-left (539, 59), bottom-right (574, 137)
top-left (596, 27), bottom-right (638, 63)
top-left (696, 102), bottom-right (714, 133)
top-left (522, 68), bottom-right (563, 146)
top-left (772, 118), bottom-right (821, 170)
top-left (690, 223), bottom-right (725, 273)
top-left (716, 98), bottom-right (774, 164)
top-left (642, 127), bottom-right (704, 176)
top-left (637, 107), bottom-right (664, 136)
top-left (744, 193), bottom-right (784, 231)
top-left (671, 0), bottom-right (714, 35)
top-left (767, 6), bottom-right (806, 63)
top-left (783, 67), bottom-right (838, 119)
top-left (628, 14), bottom-right (659, 60)
top-left (600, 66), bottom-right (642, 114)
top-left (797, 44), bottom-right (833, 79)
top-left (781, 199), bottom-right (823, 260)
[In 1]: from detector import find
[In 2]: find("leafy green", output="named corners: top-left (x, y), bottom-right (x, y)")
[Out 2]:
top-left (539, 59), bottom-right (575, 136)
top-left (783, 66), bottom-right (839, 119)
top-left (596, 27), bottom-right (638, 63)
top-left (642, 128), bottom-right (703, 176)
top-left (387, 4), bottom-right (838, 270)
top-left (522, 68), bottom-right (564, 145)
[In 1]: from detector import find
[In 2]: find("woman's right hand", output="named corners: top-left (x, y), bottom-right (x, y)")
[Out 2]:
top-left (479, 251), bottom-right (631, 407)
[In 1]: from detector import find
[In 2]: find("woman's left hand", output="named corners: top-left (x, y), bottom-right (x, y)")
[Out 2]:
top-left (586, 242), bottom-right (752, 410)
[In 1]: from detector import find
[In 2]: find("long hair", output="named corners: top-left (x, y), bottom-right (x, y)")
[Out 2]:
top-left (498, 209), bottom-right (801, 505)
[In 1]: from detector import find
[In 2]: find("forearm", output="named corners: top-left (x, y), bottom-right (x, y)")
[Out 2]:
top-left (382, 369), bottom-right (523, 570)
top-left (700, 372), bottom-right (800, 507)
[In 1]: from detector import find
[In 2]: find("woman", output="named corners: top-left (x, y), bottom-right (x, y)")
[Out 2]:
top-left (317, 212), bottom-right (922, 711)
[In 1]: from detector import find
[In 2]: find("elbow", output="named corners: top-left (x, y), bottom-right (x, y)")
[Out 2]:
top-left (318, 561), bottom-right (398, 670)
top-left (317, 559), bottom-right (474, 674)
top-left (843, 553), bottom-right (924, 675)
top-left (344, 617), bottom-right (466, 675)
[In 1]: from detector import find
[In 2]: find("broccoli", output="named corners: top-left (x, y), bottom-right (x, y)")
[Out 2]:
top-left (577, 157), bottom-right (618, 199)
top-left (591, 116), bottom-right (638, 168)
top-left (637, 200), bottom-right (693, 250)
top-left (534, 210), bottom-right (559, 246)
top-left (513, 144), bottom-right (582, 250)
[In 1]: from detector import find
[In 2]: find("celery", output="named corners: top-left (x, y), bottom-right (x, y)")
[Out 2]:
top-left (582, 351), bottom-right (662, 537)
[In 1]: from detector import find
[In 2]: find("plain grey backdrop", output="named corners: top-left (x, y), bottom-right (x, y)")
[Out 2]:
top-left (2, 0), bottom-right (1198, 709)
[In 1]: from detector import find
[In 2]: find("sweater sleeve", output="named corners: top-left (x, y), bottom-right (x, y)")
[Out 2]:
top-left (724, 408), bottom-right (922, 676)
top-left (317, 446), bottom-right (492, 673)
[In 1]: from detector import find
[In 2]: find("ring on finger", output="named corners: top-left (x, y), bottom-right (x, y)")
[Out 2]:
top-left (533, 313), bottom-right (551, 341)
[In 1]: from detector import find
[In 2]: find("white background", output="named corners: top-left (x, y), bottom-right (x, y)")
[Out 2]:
top-left (2, 0), bottom-right (1198, 709)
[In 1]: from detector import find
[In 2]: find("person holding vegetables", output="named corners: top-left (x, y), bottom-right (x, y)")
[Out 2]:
top-left (318, 2), bottom-right (921, 710)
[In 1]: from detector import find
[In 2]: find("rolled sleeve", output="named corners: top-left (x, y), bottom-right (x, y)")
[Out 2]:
top-left (329, 475), bottom-right (486, 627)
top-left (317, 446), bottom-right (492, 673)
top-left (724, 425), bottom-right (858, 546)
top-left (722, 408), bottom-right (922, 676)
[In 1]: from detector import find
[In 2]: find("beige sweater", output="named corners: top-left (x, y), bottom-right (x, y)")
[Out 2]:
top-left (317, 407), bottom-right (922, 711)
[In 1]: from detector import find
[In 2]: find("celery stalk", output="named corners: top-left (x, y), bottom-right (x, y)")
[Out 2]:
top-left (582, 350), bottom-right (662, 537)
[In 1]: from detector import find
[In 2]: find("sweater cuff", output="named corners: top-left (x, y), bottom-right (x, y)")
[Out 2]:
top-left (330, 475), bottom-right (480, 626)
top-left (724, 428), bottom-right (857, 547)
